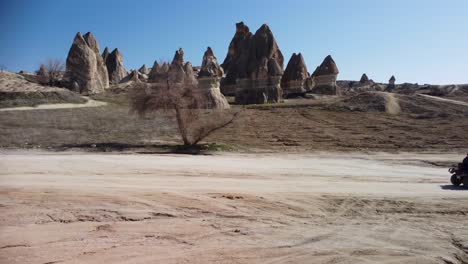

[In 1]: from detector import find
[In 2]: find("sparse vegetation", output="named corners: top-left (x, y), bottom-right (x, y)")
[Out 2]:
top-left (37, 58), bottom-right (65, 86)
top-left (0, 90), bottom-right (86, 108)
top-left (1, 94), bottom-right (467, 152)
top-left (129, 81), bottom-right (240, 146)
top-left (0, 71), bottom-right (86, 108)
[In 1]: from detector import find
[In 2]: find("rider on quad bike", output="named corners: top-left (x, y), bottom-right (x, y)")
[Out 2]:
top-left (449, 153), bottom-right (468, 186)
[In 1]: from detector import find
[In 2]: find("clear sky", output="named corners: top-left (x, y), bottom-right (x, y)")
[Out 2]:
top-left (1, 0), bottom-right (467, 84)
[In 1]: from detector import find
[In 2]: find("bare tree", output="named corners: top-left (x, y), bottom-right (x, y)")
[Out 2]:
top-left (37, 58), bottom-right (64, 86)
top-left (129, 81), bottom-right (239, 146)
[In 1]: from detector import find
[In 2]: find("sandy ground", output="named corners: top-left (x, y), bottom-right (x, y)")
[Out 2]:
top-left (1, 151), bottom-right (467, 263)
top-left (0, 97), bottom-right (107, 112)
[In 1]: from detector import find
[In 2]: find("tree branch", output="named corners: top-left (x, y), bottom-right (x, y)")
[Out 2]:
top-left (192, 110), bottom-right (241, 145)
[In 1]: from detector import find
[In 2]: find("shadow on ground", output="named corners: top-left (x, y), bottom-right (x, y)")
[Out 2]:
top-left (440, 185), bottom-right (468, 191)
top-left (57, 142), bottom-right (235, 155)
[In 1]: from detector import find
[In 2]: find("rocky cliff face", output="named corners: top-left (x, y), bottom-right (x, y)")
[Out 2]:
top-left (104, 48), bottom-right (127, 84)
top-left (281, 53), bottom-right (310, 96)
top-left (66, 32), bottom-right (109, 94)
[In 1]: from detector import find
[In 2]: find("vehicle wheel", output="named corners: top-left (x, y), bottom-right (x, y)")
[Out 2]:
top-left (451, 175), bottom-right (462, 186)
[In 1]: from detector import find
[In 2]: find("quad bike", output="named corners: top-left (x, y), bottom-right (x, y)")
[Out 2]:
top-left (449, 163), bottom-right (467, 187)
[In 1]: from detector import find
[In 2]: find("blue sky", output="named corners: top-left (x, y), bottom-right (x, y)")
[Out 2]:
top-left (1, 0), bottom-right (467, 84)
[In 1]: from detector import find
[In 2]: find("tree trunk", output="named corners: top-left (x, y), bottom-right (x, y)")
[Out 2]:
top-left (174, 106), bottom-right (191, 145)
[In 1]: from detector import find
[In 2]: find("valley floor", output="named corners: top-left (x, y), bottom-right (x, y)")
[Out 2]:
top-left (1, 151), bottom-right (467, 263)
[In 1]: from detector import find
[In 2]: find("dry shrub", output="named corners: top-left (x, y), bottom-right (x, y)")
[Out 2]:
top-left (129, 81), bottom-right (239, 146)
top-left (37, 58), bottom-right (65, 86)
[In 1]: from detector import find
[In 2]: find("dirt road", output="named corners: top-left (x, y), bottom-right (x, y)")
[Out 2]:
top-left (1, 151), bottom-right (467, 263)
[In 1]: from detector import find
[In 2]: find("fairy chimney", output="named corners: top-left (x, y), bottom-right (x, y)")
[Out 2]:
top-left (138, 64), bottom-right (149, 75)
top-left (360, 73), bottom-right (369, 84)
top-left (310, 55), bottom-right (339, 95)
top-left (220, 22), bottom-right (254, 95)
top-left (66, 32), bottom-right (109, 94)
top-left (386, 75), bottom-right (396, 91)
top-left (105, 48), bottom-right (127, 84)
top-left (281, 53), bottom-right (310, 96)
top-left (234, 24), bottom-right (283, 104)
top-left (195, 47), bottom-right (230, 109)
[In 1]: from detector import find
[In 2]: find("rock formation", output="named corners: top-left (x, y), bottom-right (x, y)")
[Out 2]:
top-left (310, 55), bottom-right (339, 95)
top-left (148, 62), bottom-right (162, 82)
top-left (246, 24), bottom-right (284, 79)
top-left (161, 62), bottom-right (170, 73)
top-left (129, 70), bottom-right (140, 82)
top-left (138, 64), bottom-right (149, 75)
top-left (168, 48), bottom-right (188, 84)
top-left (220, 22), bottom-right (253, 95)
top-left (35, 64), bottom-right (50, 85)
top-left (148, 61), bottom-right (169, 83)
top-left (104, 48), bottom-right (127, 84)
top-left (386, 75), bottom-right (396, 91)
top-left (148, 49), bottom-right (196, 85)
top-left (37, 64), bottom-right (48, 77)
top-left (102, 47), bottom-right (110, 64)
top-left (184, 62), bottom-right (197, 85)
top-left (360, 73), bottom-right (369, 84)
top-left (120, 69), bottom-right (144, 83)
top-left (192, 66), bottom-right (201, 77)
top-left (195, 47), bottom-right (230, 109)
top-left (66, 32), bottom-right (109, 94)
top-left (199, 47), bottom-right (224, 78)
top-left (148, 61), bottom-right (167, 83)
top-left (281, 53), bottom-right (311, 96)
top-left (230, 23), bottom-right (284, 104)
top-left (343, 73), bottom-right (383, 93)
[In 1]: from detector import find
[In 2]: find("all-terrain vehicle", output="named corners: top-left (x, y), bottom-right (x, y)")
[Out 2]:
top-left (449, 163), bottom-right (467, 186)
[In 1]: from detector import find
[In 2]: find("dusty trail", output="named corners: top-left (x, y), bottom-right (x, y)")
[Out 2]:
top-left (0, 97), bottom-right (107, 112)
top-left (418, 93), bottom-right (468, 107)
top-left (379, 92), bottom-right (401, 115)
top-left (0, 151), bottom-right (467, 264)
